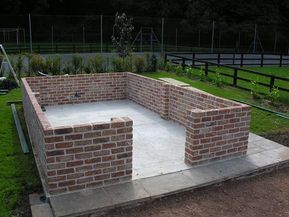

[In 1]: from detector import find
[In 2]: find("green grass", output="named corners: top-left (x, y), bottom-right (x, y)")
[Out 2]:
top-left (144, 71), bottom-right (289, 134)
top-left (0, 89), bottom-right (41, 216)
top-left (202, 66), bottom-right (289, 103)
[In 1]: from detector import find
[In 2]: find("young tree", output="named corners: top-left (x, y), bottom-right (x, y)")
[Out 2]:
top-left (112, 12), bottom-right (134, 57)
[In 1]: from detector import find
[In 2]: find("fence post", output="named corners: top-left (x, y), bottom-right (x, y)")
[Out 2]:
top-left (233, 68), bottom-right (238, 86)
top-left (240, 53), bottom-right (244, 67)
top-left (164, 53), bottom-right (168, 63)
top-left (217, 53), bottom-right (220, 67)
top-left (100, 15), bottom-right (103, 53)
top-left (192, 53), bottom-right (195, 66)
top-left (205, 62), bottom-right (208, 76)
top-left (232, 53), bottom-right (235, 65)
top-left (28, 14), bottom-right (33, 53)
top-left (211, 20), bottom-right (215, 53)
top-left (279, 54), bottom-right (283, 67)
top-left (182, 58), bottom-right (186, 70)
top-left (270, 76), bottom-right (275, 91)
top-left (260, 53), bottom-right (264, 67)
top-left (161, 18), bottom-right (164, 53)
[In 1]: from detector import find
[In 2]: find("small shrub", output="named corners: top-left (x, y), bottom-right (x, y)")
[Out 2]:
top-left (45, 55), bottom-right (61, 75)
top-left (15, 55), bottom-right (24, 78)
top-left (157, 56), bottom-right (166, 71)
top-left (111, 56), bottom-right (133, 72)
top-left (30, 54), bottom-right (45, 75)
top-left (185, 67), bottom-right (194, 79)
top-left (266, 86), bottom-right (280, 105)
top-left (198, 66), bottom-right (206, 81)
top-left (250, 80), bottom-right (261, 99)
top-left (214, 70), bottom-right (224, 87)
top-left (62, 63), bottom-right (73, 75)
top-left (71, 54), bottom-right (83, 74)
top-left (133, 55), bottom-right (145, 73)
top-left (144, 53), bottom-right (158, 72)
top-left (174, 65), bottom-right (184, 76)
top-left (0, 75), bottom-right (18, 90)
top-left (164, 61), bottom-right (174, 72)
top-left (87, 55), bottom-right (105, 73)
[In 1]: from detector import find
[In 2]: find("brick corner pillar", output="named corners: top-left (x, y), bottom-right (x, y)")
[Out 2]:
top-left (43, 117), bottom-right (133, 195)
top-left (185, 106), bottom-right (251, 166)
top-left (160, 83), bottom-right (170, 119)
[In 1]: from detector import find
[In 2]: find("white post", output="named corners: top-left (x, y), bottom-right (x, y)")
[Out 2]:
top-left (100, 15), bottom-right (103, 53)
top-left (211, 20), bottom-right (215, 53)
top-left (28, 14), bottom-right (33, 53)
top-left (161, 18), bottom-right (164, 53)
top-left (253, 24), bottom-right (257, 53)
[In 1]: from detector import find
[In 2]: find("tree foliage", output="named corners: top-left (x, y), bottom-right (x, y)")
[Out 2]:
top-left (112, 12), bottom-right (134, 57)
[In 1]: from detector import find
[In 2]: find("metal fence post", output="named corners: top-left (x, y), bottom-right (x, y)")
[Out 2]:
top-left (240, 53), bottom-right (244, 67)
top-left (100, 15), bottom-right (103, 53)
top-left (233, 68), bottom-right (238, 86)
top-left (279, 54), bottom-right (283, 67)
top-left (211, 20), bottom-right (215, 53)
top-left (161, 18), bottom-right (164, 53)
top-left (270, 76), bottom-right (275, 91)
top-left (253, 24), bottom-right (257, 53)
top-left (260, 53), bottom-right (264, 67)
top-left (28, 14), bottom-right (33, 53)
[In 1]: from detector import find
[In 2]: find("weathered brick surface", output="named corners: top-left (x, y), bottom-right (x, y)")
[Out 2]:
top-left (22, 72), bottom-right (250, 195)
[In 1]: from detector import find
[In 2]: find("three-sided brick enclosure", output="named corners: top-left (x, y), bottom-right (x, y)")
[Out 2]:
top-left (22, 72), bottom-right (251, 196)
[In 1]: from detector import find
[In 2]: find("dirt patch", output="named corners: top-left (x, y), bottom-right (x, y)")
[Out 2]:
top-left (102, 167), bottom-right (289, 217)
top-left (263, 131), bottom-right (289, 147)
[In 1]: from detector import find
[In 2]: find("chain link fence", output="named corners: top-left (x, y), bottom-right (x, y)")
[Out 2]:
top-left (0, 14), bottom-right (289, 54)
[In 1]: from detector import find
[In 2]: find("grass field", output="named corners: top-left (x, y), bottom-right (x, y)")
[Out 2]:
top-left (183, 66), bottom-right (289, 104)
top-left (0, 89), bottom-right (41, 216)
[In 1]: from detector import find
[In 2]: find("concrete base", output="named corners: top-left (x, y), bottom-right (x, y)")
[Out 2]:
top-left (47, 133), bottom-right (289, 217)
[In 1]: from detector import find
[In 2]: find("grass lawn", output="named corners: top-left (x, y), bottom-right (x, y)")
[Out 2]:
top-left (193, 66), bottom-right (289, 103)
top-left (0, 89), bottom-right (41, 216)
top-left (144, 71), bottom-right (289, 134)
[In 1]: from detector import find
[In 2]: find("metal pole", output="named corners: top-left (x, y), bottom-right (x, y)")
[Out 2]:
top-left (273, 31), bottom-right (277, 53)
top-left (82, 25), bottom-right (85, 50)
top-left (161, 18), bottom-right (164, 53)
top-left (3, 31), bottom-right (5, 44)
top-left (198, 29), bottom-right (201, 48)
top-left (211, 20), bottom-right (215, 53)
top-left (23, 29), bottom-right (26, 47)
top-left (140, 28), bottom-right (143, 52)
top-left (100, 15), bottom-right (103, 53)
top-left (51, 25), bottom-right (54, 48)
top-left (16, 27), bottom-right (19, 45)
top-left (28, 14), bottom-right (33, 53)
top-left (175, 28), bottom-right (178, 51)
top-left (253, 24), bottom-right (257, 53)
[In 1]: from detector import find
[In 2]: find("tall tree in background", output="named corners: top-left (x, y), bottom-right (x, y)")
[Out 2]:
top-left (112, 13), bottom-right (134, 57)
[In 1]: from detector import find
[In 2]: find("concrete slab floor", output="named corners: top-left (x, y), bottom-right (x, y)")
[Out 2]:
top-left (44, 100), bottom-right (189, 179)
top-left (44, 100), bottom-right (280, 180)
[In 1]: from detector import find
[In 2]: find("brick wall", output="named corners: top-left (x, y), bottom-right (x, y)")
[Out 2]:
top-left (127, 73), bottom-right (169, 118)
top-left (25, 73), bottom-right (127, 106)
top-left (23, 72), bottom-right (251, 196)
top-left (44, 117), bottom-right (133, 195)
top-left (185, 107), bottom-right (250, 165)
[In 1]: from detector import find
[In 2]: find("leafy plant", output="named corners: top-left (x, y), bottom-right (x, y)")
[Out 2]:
top-left (144, 53), bottom-right (158, 72)
top-left (0, 74), bottom-right (18, 90)
top-left (133, 55), bottom-right (145, 73)
top-left (165, 61), bottom-right (174, 72)
top-left (87, 55), bottom-right (105, 73)
top-left (214, 70), bottom-right (224, 87)
top-left (250, 80), bottom-right (261, 99)
top-left (266, 86), bottom-right (280, 105)
top-left (45, 55), bottom-right (61, 75)
top-left (71, 54), bottom-right (83, 74)
top-left (30, 54), bottom-right (45, 75)
top-left (175, 65), bottom-right (184, 76)
top-left (157, 56), bottom-right (166, 71)
top-left (198, 65), bottom-right (206, 81)
top-left (111, 56), bottom-right (133, 72)
top-left (185, 67), bottom-right (194, 79)
top-left (111, 12), bottom-right (134, 57)
top-left (62, 63), bottom-right (73, 75)
top-left (15, 55), bottom-right (24, 78)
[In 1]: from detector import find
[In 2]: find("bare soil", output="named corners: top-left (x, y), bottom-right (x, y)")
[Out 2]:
top-left (103, 167), bottom-right (289, 217)
top-left (263, 131), bottom-right (289, 147)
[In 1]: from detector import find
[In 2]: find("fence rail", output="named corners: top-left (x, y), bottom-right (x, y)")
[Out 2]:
top-left (165, 52), bottom-right (289, 94)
